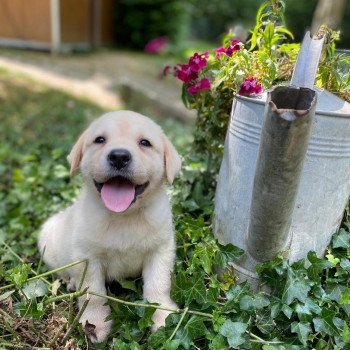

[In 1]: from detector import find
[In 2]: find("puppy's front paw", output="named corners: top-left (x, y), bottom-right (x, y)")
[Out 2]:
top-left (151, 303), bottom-right (177, 332)
top-left (80, 312), bottom-right (112, 343)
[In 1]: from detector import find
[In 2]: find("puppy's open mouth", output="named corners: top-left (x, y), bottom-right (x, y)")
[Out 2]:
top-left (94, 176), bottom-right (149, 213)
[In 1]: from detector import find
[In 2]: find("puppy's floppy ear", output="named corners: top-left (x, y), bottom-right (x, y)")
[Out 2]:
top-left (162, 134), bottom-right (181, 184)
top-left (67, 131), bottom-right (86, 177)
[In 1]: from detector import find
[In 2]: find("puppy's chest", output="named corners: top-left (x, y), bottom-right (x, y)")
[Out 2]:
top-left (101, 247), bottom-right (145, 280)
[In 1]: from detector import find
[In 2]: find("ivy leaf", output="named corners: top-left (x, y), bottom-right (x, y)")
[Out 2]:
top-left (281, 268), bottom-right (311, 305)
top-left (307, 251), bottom-right (333, 279)
top-left (209, 334), bottom-right (226, 350)
top-left (148, 328), bottom-right (167, 349)
top-left (332, 228), bottom-right (350, 249)
top-left (171, 271), bottom-right (207, 305)
top-left (219, 320), bottom-right (248, 349)
top-left (177, 316), bottom-right (207, 349)
top-left (291, 321), bottom-right (311, 346)
top-left (137, 307), bottom-right (155, 331)
top-left (340, 258), bottom-right (350, 270)
top-left (164, 339), bottom-right (180, 350)
top-left (119, 279), bottom-right (138, 292)
top-left (341, 321), bottom-right (350, 343)
top-left (313, 309), bottom-right (340, 336)
top-left (239, 294), bottom-right (270, 311)
top-left (215, 242), bottom-right (244, 268)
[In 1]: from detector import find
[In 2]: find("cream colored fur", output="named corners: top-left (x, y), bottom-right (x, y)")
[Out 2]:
top-left (38, 111), bottom-right (181, 343)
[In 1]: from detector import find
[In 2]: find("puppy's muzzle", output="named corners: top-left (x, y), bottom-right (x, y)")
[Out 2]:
top-left (108, 149), bottom-right (131, 170)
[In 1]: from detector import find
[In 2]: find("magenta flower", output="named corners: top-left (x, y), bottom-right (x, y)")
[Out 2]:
top-left (187, 78), bottom-right (211, 95)
top-left (239, 77), bottom-right (263, 96)
top-left (175, 64), bottom-right (198, 83)
top-left (216, 38), bottom-right (241, 57)
top-left (144, 36), bottom-right (168, 53)
top-left (188, 52), bottom-right (209, 72)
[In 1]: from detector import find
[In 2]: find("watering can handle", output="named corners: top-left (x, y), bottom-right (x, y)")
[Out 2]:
top-left (290, 31), bottom-right (325, 89)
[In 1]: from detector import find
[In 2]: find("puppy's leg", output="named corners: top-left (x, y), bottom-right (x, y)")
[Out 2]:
top-left (75, 261), bottom-right (112, 343)
top-left (142, 246), bottom-right (177, 331)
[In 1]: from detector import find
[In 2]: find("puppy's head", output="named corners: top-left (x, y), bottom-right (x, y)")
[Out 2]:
top-left (68, 111), bottom-right (181, 213)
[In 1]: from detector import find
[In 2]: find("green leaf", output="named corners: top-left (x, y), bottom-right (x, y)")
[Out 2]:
top-left (137, 307), bottom-right (155, 331)
top-left (219, 320), bottom-right (248, 349)
top-left (239, 294), bottom-right (270, 311)
top-left (313, 309), bottom-right (340, 336)
top-left (281, 304), bottom-right (293, 319)
top-left (215, 242), bottom-right (244, 268)
top-left (177, 316), bottom-right (207, 349)
top-left (112, 339), bottom-right (129, 350)
top-left (119, 279), bottom-right (138, 292)
top-left (22, 280), bottom-right (49, 299)
top-left (307, 251), bottom-right (333, 279)
top-left (341, 321), bottom-right (350, 343)
top-left (209, 334), bottom-right (226, 350)
top-left (332, 228), bottom-right (350, 249)
top-left (148, 328), bottom-right (166, 349)
top-left (171, 271), bottom-right (207, 305)
top-left (291, 322), bottom-right (311, 346)
top-left (339, 289), bottom-right (350, 304)
top-left (281, 268), bottom-right (311, 305)
top-left (164, 339), bottom-right (180, 350)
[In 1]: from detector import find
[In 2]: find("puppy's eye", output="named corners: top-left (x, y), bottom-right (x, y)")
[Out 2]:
top-left (94, 136), bottom-right (106, 144)
top-left (140, 139), bottom-right (152, 147)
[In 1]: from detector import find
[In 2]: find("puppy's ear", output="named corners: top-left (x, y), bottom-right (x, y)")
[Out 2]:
top-left (67, 131), bottom-right (86, 177)
top-left (162, 134), bottom-right (181, 184)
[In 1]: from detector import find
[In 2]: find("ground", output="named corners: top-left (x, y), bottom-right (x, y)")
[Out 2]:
top-left (0, 48), bottom-right (195, 123)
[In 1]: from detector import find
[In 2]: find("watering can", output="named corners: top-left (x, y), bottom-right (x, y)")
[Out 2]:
top-left (214, 32), bottom-right (350, 283)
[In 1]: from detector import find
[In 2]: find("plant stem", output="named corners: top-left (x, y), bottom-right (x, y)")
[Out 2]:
top-left (89, 291), bottom-right (213, 318)
top-left (61, 296), bottom-right (90, 343)
top-left (78, 260), bottom-right (89, 291)
top-left (44, 287), bottom-right (88, 305)
top-left (168, 307), bottom-right (188, 341)
top-left (248, 331), bottom-right (284, 344)
top-left (0, 259), bottom-right (87, 292)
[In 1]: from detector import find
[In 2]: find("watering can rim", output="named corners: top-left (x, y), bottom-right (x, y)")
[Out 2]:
top-left (234, 85), bottom-right (350, 118)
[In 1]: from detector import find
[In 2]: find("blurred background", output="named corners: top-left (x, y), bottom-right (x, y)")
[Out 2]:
top-left (0, 0), bottom-right (349, 129)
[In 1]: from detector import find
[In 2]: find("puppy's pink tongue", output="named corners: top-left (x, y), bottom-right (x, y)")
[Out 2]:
top-left (101, 178), bottom-right (135, 213)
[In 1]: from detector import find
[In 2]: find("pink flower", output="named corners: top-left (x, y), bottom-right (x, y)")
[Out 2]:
top-left (144, 36), bottom-right (168, 53)
top-left (175, 64), bottom-right (198, 83)
top-left (239, 77), bottom-right (263, 96)
top-left (216, 38), bottom-right (241, 57)
top-left (215, 47), bottom-right (227, 55)
top-left (187, 78), bottom-right (211, 95)
top-left (188, 52), bottom-right (209, 72)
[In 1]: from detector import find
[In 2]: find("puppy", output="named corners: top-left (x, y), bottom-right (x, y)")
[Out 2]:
top-left (38, 111), bottom-right (181, 343)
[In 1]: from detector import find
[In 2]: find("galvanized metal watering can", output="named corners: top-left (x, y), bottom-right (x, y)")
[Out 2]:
top-left (214, 32), bottom-right (350, 283)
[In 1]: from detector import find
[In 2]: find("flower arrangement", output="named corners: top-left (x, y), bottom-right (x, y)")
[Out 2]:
top-left (164, 0), bottom-right (350, 202)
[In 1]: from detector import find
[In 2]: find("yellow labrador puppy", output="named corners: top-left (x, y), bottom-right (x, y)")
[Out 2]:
top-left (38, 111), bottom-right (181, 343)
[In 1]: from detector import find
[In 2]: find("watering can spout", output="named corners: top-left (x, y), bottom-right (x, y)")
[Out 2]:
top-left (291, 31), bottom-right (325, 89)
top-left (246, 32), bottom-right (323, 262)
top-left (247, 87), bottom-right (317, 261)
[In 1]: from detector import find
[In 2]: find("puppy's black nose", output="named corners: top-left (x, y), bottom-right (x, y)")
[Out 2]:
top-left (108, 149), bottom-right (132, 170)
